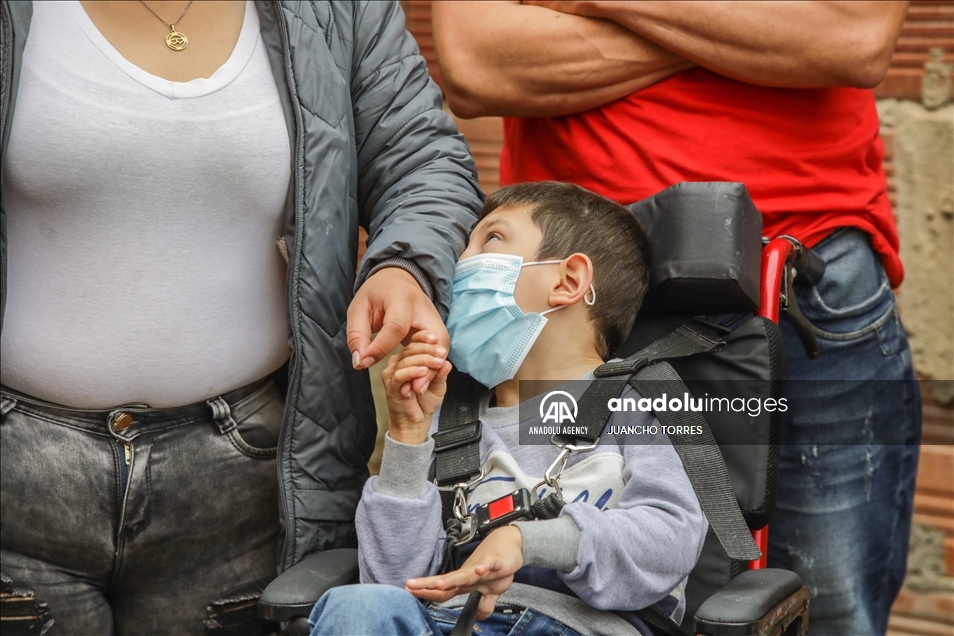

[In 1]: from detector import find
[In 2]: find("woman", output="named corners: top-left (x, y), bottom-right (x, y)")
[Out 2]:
top-left (0, 1), bottom-right (481, 633)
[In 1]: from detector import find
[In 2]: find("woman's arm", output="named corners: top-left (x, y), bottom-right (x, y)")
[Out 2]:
top-left (432, 1), bottom-right (694, 119)
top-left (348, 0), bottom-right (482, 354)
top-left (527, 1), bottom-right (909, 88)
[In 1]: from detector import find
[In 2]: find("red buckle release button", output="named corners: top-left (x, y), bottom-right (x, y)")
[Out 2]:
top-left (488, 495), bottom-right (515, 520)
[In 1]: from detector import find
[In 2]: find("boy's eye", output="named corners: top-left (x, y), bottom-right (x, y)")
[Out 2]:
top-left (486, 233), bottom-right (501, 242)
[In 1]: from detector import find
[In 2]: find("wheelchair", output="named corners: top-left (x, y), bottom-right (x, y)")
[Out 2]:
top-left (255, 182), bottom-right (819, 636)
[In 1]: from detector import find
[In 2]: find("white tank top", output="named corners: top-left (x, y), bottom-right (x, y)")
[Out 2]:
top-left (1, 1), bottom-right (292, 408)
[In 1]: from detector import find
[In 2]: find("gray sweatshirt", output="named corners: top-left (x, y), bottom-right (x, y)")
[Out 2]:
top-left (356, 380), bottom-right (708, 636)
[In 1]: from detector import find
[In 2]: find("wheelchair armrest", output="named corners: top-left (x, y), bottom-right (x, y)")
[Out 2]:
top-left (258, 548), bottom-right (359, 623)
top-left (693, 568), bottom-right (809, 636)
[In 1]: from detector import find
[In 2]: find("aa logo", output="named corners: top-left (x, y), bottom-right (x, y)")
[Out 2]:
top-left (540, 391), bottom-right (578, 424)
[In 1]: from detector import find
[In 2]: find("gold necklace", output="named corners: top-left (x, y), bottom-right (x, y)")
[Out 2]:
top-left (139, 1), bottom-right (195, 51)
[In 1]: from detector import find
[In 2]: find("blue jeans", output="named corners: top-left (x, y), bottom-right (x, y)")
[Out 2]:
top-left (309, 585), bottom-right (581, 636)
top-left (767, 229), bottom-right (921, 635)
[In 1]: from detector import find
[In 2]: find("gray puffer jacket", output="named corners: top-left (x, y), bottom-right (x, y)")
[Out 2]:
top-left (0, 0), bottom-right (483, 571)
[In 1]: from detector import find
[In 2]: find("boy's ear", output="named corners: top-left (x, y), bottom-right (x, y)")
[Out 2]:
top-left (550, 253), bottom-right (594, 308)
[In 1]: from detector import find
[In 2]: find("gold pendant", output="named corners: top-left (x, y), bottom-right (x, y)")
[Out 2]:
top-left (166, 27), bottom-right (188, 51)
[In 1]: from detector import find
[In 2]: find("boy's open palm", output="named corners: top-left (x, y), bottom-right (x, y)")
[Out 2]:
top-left (405, 525), bottom-right (525, 620)
top-left (382, 330), bottom-right (452, 444)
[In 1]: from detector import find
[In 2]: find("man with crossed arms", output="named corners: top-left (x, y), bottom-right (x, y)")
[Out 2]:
top-left (432, 2), bottom-right (919, 634)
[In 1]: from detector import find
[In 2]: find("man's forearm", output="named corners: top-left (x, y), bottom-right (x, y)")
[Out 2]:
top-left (534, 1), bottom-right (908, 88)
top-left (433, 1), bottom-right (693, 118)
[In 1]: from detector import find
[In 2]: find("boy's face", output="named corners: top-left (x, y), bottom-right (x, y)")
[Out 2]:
top-left (459, 204), bottom-right (553, 315)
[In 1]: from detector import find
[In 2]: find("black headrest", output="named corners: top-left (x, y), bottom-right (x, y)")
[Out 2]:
top-left (628, 182), bottom-right (763, 315)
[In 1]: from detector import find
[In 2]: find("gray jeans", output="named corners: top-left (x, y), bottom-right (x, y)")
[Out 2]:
top-left (0, 379), bottom-right (283, 635)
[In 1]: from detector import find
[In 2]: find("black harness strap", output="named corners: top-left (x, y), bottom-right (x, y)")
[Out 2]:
top-left (428, 370), bottom-right (487, 529)
top-left (428, 370), bottom-right (489, 579)
top-left (578, 321), bottom-right (761, 561)
top-left (635, 604), bottom-right (693, 636)
top-left (449, 591), bottom-right (483, 636)
top-left (570, 322), bottom-right (726, 443)
top-left (629, 361), bottom-right (761, 562)
top-left (432, 370), bottom-right (485, 485)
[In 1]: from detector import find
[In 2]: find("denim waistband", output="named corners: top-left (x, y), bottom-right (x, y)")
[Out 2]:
top-left (0, 378), bottom-right (271, 441)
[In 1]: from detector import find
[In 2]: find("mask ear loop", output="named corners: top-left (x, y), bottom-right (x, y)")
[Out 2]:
top-left (521, 259), bottom-right (564, 268)
top-left (523, 260), bottom-right (567, 317)
top-left (541, 284), bottom-right (596, 315)
top-left (523, 260), bottom-right (596, 308)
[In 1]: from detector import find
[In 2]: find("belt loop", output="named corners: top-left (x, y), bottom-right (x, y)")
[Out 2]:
top-left (207, 396), bottom-right (237, 435)
top-left (1, 396), bottom-right (17, 417)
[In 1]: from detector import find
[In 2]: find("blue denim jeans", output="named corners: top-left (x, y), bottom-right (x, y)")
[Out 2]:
top-left (767, 229), bottom-right (921, 635)
top-left (309, 585), bottom-right (581, 636)
top-left (0, 378), bottom-right (283, 635)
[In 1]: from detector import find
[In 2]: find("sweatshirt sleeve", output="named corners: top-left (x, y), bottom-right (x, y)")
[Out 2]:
top-left (356, 433), bottom-right (446, 586)
top-left (524, 402), bottom-right (708, 611)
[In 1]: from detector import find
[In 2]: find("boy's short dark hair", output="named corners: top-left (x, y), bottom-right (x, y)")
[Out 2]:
top-left (479, 181), bottom-right (651, 359)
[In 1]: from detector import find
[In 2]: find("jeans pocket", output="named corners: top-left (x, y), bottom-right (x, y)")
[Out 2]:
top-left (223, 381), bottom-right (284, 459)
top-left (428, 607), bottom-right (462, 625)
top-left (794, 229), bottom-right (896, 340)
top-left (875, 305), bottom-right (903, 356)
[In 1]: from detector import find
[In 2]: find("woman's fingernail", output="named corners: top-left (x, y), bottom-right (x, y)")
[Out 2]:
top-left (421, 381), bottom-right (430, 394)
top-left (352, 351), bottom-right (361, 369)
top-left (435, 346), bottom-right (447, 357)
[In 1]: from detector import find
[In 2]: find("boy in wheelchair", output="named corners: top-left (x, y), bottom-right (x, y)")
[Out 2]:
top-left (308, 182), bottom-right (708, 635)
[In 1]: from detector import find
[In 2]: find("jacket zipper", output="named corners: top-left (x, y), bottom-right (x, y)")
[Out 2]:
top-left (0, 0), bottom-right (13, 336)
top-left (274, 1), bottom-right (305, 571)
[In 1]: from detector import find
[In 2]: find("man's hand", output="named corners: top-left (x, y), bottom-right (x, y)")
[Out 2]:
top-left (382, 331), bottom-right (453, 445)
top-left (406, 525), bottom-right (525, 620)
top-left (347, 267), bottom-right (449, 394)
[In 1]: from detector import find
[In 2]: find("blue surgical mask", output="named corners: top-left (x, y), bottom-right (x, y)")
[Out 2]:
top-left (445, 253), bottom-right (595, 388)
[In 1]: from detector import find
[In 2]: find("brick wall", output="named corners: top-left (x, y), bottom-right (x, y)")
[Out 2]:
top-left (874, 1), bottom-right (954, 101)
top-left (879, 0), bottom-right (953, 214)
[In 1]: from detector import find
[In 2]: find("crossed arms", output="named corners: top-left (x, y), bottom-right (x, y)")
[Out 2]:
top-left (433, 1), bottom-right (909, 118)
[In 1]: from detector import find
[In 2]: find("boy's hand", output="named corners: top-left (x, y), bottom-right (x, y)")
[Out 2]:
top-left (382, 331), bottom-right (452, 445)
top-left (405, 525), bottom-right (524, 620)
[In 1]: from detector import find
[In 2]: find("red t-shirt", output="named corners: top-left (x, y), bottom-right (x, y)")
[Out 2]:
top-left (500, 68), bottom-right (903, 286)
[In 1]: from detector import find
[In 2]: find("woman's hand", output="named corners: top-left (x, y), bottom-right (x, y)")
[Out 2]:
top-left (382, 331), bottom-right (452, 445)
top-left (405, 525), bottom-right (525, 620)
top-left (348, 267), bottom-right (450, 398)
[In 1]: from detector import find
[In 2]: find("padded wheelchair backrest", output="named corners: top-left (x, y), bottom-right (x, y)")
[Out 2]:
top-left (629, 182), bottom-right (763, 315)
top-left (622, 181), bottom-right (780, 527)
top-left (621, 182), bottom-right (784, 627)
